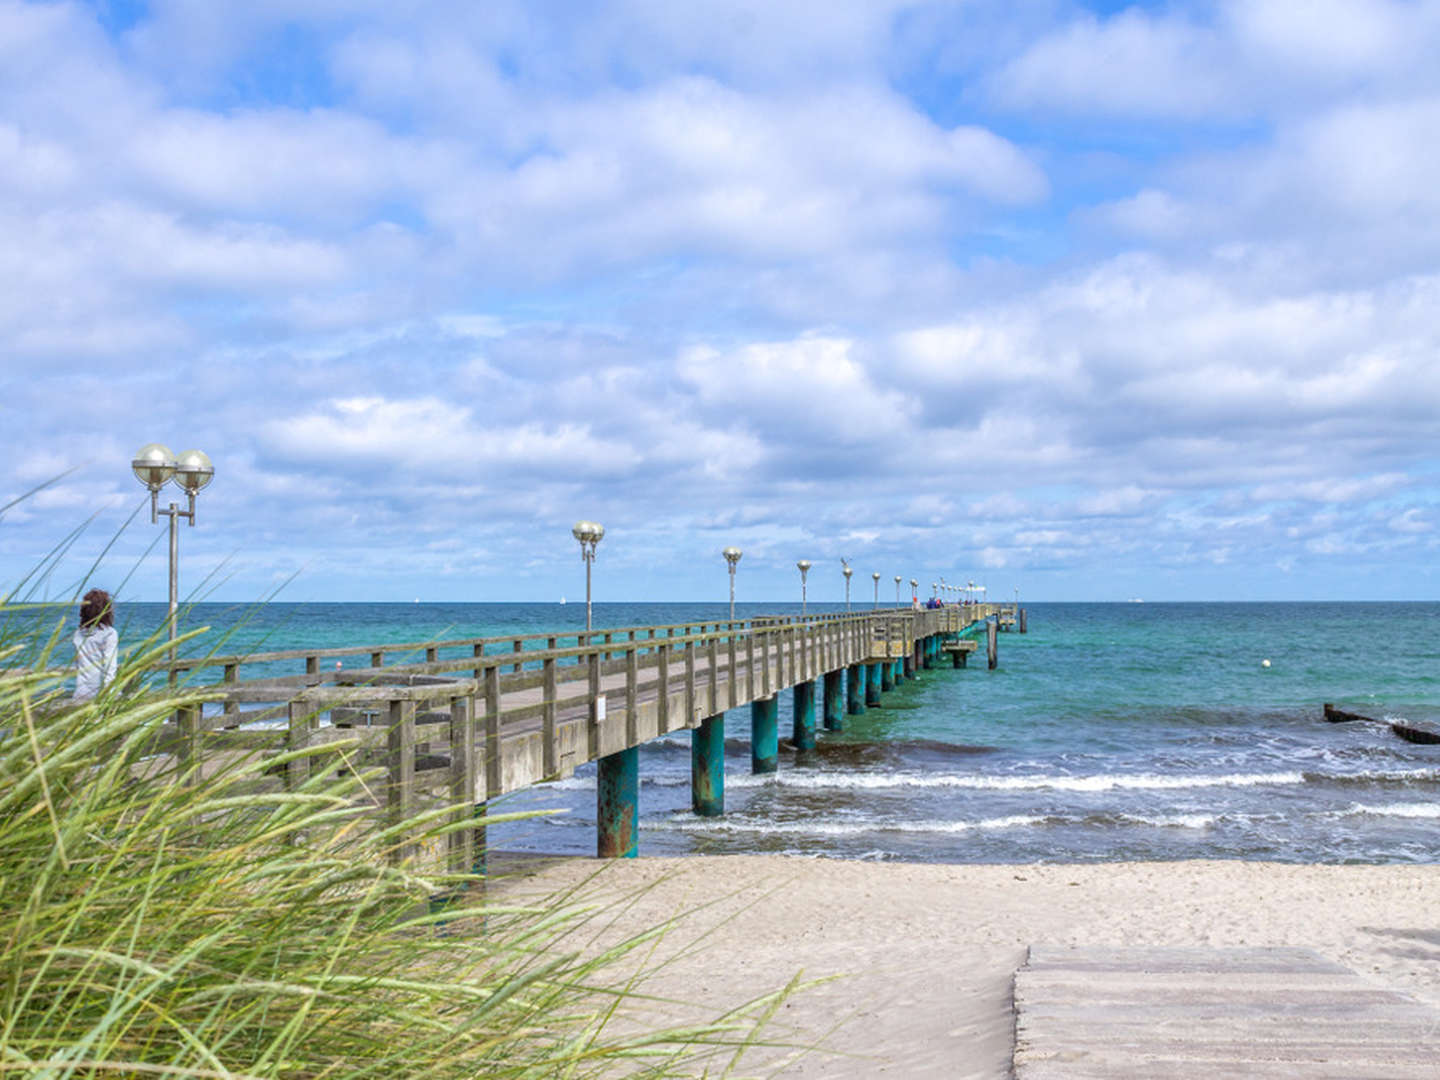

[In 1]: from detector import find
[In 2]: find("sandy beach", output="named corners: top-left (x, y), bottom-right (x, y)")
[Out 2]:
top-left (491, 856), bottom-right (1440, 1077)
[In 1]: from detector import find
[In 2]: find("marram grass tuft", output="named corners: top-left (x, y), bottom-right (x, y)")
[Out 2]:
top-left (0, 621), bottom-right (795, 1078)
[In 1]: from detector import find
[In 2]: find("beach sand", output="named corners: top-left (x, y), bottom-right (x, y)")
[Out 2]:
top-left (490, 856), bottom-right (1440, 1077)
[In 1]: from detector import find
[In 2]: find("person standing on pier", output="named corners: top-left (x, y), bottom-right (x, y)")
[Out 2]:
top-left (72, 588), bottom-right (118, 702)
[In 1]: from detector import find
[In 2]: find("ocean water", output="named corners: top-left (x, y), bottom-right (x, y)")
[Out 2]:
top-left (18, 600), bottom-right (1440, 864)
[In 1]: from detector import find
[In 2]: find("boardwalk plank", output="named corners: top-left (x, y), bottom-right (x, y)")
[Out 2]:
top-left (1014, 946), bottom-right (1440, 1079)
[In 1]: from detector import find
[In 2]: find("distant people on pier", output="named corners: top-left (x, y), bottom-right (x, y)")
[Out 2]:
top-left (72, 588), bottom-right (118, 702)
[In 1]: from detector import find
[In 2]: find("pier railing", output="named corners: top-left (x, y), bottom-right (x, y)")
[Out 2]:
top-left (130, 603), bottom-right (1015, 867)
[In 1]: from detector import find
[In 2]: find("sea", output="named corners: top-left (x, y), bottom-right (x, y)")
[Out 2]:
top-left (18, 600), bottom-right (1440, 865)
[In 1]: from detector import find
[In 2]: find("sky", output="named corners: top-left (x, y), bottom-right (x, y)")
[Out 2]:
top-left (3, 0), bottom-right (1440, 605)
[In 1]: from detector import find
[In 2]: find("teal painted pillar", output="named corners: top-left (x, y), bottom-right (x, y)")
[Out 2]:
top-left (924, 635), bottom-right (936, 669)
top-left (792, 681), bottom-right (816, 753)
top-left (823, 669), bottom-right (845, 731)
top-left (846, 663), bottom-right (866, 715)
top-left (691, 713), bottom-right (724, 816)
top-left (881, 659), bottom-right (895, 691)
top-left (895, 658), bottom-right (904, 684)
top-left (597, 747), bottom-right (639, 858)
top-left (751, 696), bottom-right (778, 773)
top-left (866, 662), bottom-right (882, 706)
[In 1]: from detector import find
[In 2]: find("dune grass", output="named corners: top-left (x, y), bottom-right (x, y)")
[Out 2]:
top-left (0, 617), bottom-right (793, 1078)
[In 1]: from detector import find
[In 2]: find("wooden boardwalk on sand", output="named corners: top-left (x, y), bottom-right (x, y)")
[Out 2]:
top-left (1014, 946), bottom-right (1440, 1078)
top-left (147, 604), bottom-right (1020, 863)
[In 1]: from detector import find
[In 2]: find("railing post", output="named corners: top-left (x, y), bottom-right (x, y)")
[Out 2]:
top-left (658, 639), bottom-right (671, 732)
top-left (685, 633), bottom-right (697, 727)
top-left (286, 699), bottom-right (310, 792)
top-left (587, 651), bottom-right (602, 760)
top-left (484, 666), bottom-right (501, 800)
top-left (387, 698), bottom-right (417, 864)
top-left (625, 647), bottom-right (639, 745)
top-left (447, 694), bottom-right (479, 875)
top-left (542, 655), bottom-right (558, 775)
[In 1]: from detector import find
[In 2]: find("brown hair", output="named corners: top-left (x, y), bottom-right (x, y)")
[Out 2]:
top-left (79, 588), bottom-right (113, 629)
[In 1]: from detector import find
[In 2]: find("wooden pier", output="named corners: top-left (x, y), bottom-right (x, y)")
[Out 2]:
top-left (151, 603), bottom-right (1022, 866)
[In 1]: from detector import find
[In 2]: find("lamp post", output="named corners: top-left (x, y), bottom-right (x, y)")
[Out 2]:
top-left (842, 560), bottom-right (853, 613)
top-left (910, 578), bottom-right (918, 607)
top-left (894, 575), bottom-right (902, 609)
top-left (871, 571), bottom-right (880, 610)
top-left (571, 520), bottom-right (605, 632)
top-left (132, 443), bottom-right (214, 677)
top-left (723, 546), bottom-right (742, 622)
top-left (797, 560), bottom-right (811, 616)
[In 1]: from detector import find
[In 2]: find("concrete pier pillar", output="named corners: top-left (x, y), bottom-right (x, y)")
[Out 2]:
top-left (847, 663), bottom-right (866, 715)
top-left (823, 669), bottom-right (845, 731)
top-left (691, 713), bottom-right (724, 817)
top-left (1020, 608), bottom-right (1028, 634)
top-left (904, 650), bottom-right (916, 678)
top-left (751, 696), bottom-right (779, 773)
top-left (881, 659), bottom-right (895, 691)
top-left (597, 747), bottom-right (639, 858)
top-left (866, 662), bottom-right (883, 706)
top-left (987, 620), bottom-right (999, 670)
top-left (924, 636), bottom-right (936, 669)
top-left (792, 680), bottom-right (817, 753)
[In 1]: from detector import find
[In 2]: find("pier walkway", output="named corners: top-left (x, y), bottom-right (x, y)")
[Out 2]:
top-left (150, 604), bottom-right (1021, 864)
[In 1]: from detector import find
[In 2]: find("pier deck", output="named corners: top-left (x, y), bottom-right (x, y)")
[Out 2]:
top-left (144, 603), bottom-right (1020, 862)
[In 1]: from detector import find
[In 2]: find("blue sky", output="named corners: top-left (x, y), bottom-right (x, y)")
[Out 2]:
top-left (3, 0), bottom-right (1440, 604)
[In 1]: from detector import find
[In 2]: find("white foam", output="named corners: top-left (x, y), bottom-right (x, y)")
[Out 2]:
top-left (1336, 802), bottom-right (1440, 820)
top-left (724, 770), bottom-right (1303, 793)
top-left (643, 814), bottom-right (1053, 836)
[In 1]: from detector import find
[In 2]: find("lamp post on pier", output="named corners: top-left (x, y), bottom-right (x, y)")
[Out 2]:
top-left (842, 560), bottom-right (853, 613)
top-left (572, 520), bottom-right (605, 632)
top-left (797, 560), bottom-right (811, 616)
top-left (132, 443), bottom-right (215, 677)
top-left (910, 578), bottom-right (918, 607)
top-left (872, 571), bottom-right (880, 610)
top-left (894, 575), bottom-right (902, 609)
top-left (723, 546), bottom-right (742, 622)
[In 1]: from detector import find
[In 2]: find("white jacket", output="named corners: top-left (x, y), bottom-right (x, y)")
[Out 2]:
top-left (73, 624), bottom-right (118, 702)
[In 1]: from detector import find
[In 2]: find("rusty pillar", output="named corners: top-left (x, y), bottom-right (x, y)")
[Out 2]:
top-left (597, 747), bottom-right (639, 858)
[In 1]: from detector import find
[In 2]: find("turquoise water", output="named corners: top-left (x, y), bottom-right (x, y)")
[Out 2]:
top-left (21, 601), bottom-right (1440, 864)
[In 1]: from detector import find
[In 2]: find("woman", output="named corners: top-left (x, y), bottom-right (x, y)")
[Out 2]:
top-left (73, 588), bottom-right (118, 702)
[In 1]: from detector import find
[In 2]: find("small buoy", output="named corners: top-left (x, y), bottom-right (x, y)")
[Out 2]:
top-left (1261, 659), bottom-right (1271, 668)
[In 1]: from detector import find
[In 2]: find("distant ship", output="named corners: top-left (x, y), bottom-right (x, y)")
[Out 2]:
top-left (1127, 597), bottom-right (1144, 603)
top-left (559, 596), bottom-right (567, 605)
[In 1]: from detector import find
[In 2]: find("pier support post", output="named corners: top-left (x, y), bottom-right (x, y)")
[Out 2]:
top-left (792, 681), bottom-right (816, 754)
top-left (951, 647), bottom-right (962, 669)
top-left (823, 669), bottom-right (844, 731)
top-left (751, 696), bottom-right (778, 773)
top-left (866, 662), bottom-right (883, 706)
top-left (691, 713), bottom-right (724, 817)
top-left (881, 660), bottom-right (895, 691)
top-left (597, 747), bottom-right (639, 858)
top-left (904, 649), bottom-right (916, 678)
top-left (923, 636), bottom-right (936, 669)
top-left (846, 663), bottom-right (866, 715)
top-left (987, 620), bottom-right (999, 670)
top-left (1020, 608), bottom-right (1027, 634)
